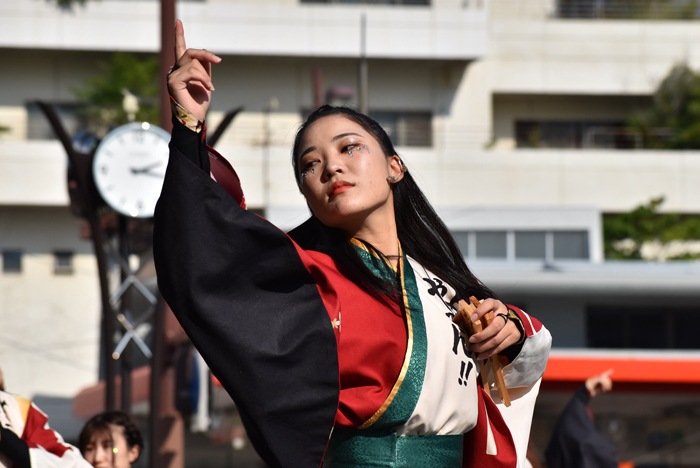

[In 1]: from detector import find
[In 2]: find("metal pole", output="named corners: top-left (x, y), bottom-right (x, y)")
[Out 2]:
top-left (262, 98), bottom-right (278, 214)
top-left (149, 298), bottom-right (165, 468)
top-left (101, 250), bottom-right (117, 412)
top-left (313, 68), bottom-right (323, 110)
top-left (34, 102), bottom-right (117, 412)
top-left (359, 12), bottom-right (369, 115)
top-left (263, 106), bottom-right (270, 210)
top-left (118, 215), bottom-right (132, 414)
top-left (160, 0), bottom-right (176, 132)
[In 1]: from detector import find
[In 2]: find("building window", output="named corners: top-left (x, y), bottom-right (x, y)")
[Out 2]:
top-left (556, 0), bottom-right (700, 20)
top-left (553, 231), bottom-right (589, 260)
top-left (2, 250), bottom-right (22, 273)
top-left (453, 231), bottom-right (471, 258)
top-left (301, 109), bottom-right (432, 147)
top-left (475, 231), bottom-right (507, 259)
top-left (587, 306), bottom-right (700, 349)
top-left (54, 251), bottom-right (74, 275)
top-left (515, 231), bottom-right (546, 260)
top-left (515, 120), bottom-right (631, 149)
top-left (26, 102), bottom-right (85, 141)
top-left (371, 111), bottom-right (432, 147)
top-left (453, 230), bottom-right (590, 262)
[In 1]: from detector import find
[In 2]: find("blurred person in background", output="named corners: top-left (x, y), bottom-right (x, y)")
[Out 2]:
top-left (545, 370), bottom-right (618, 468)
top-left (78, 411), bottom-right (142, 468)
top-left (0, 367), bottom-right (92, 468)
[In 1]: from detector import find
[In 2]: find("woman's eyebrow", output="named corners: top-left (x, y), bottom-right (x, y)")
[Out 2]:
top-left (300, 132), bottom-right (363, 158)
top-left (332, 132), bottom-right (363, 142)
top-left (299, 146), bottom-right (316, 159)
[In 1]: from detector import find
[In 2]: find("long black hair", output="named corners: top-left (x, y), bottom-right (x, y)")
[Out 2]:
top-left (289, 105), bottom-right (495, 307)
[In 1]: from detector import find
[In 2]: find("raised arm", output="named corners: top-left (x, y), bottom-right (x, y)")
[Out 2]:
top-left (167, 19), bottom-right (221, 122)
top-left (154, 27), bottom-right (341, 464)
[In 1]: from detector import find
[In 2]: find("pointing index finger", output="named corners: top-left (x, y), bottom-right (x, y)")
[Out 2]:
top-left (175, 19), bottom-right (187, 62)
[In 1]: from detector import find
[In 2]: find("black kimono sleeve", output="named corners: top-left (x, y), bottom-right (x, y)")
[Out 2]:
top-left (0, 427), bottom-right (30, 468)
top-left (153, 117), bottom-right (339, 468)
top-left (544, 386), bottom-right (618, 468)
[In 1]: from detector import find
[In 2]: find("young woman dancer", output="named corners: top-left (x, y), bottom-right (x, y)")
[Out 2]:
top-left (154, 20), bottom-right (551, 468)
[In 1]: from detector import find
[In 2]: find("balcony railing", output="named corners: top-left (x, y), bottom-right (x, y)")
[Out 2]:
top-left (515, 121), bottom-right (677, 149)
top-left (556, 0), bottom-right (700, 19)
top-left (583, 127), bottom-right (676, 149)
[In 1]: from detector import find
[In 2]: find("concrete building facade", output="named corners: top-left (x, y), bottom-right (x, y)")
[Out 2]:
top-left (1, 0), bottom-right (699, 464)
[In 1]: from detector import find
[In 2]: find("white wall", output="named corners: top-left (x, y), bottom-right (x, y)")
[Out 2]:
top-left (217, 142), bottom-right (700, 212)
top-left (0, 207), bottom-right (100, 399)
top-left (0, 141), bottom-right (69, 206)
top-left (0, 1), bottom-right (487, 60)
top-left (489, 20), bottom-right (700, 96)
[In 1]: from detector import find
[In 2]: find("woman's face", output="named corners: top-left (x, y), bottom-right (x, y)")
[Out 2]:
top-left (83, 425), bottom-right (139, 468)
top-left (298, 115), bottom-right (403, 232)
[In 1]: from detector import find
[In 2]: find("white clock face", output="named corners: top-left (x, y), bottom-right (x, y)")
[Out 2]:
top-left (93, 122), bottom-right (170, 218)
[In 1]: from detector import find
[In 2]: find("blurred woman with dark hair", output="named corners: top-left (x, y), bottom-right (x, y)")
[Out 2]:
top-left (79, 411), bottom-right (142, 468)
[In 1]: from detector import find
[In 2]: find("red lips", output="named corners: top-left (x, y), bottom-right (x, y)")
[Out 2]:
top-left (328, 180), bottom-right (353, 197)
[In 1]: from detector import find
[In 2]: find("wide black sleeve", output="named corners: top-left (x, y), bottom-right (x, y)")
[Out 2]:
top-left (0, 427), bottom-right (30, 468)
top-left (544, 386), bottom-right (618, 468)
top-left (153, 118), bottom-right (339, 468)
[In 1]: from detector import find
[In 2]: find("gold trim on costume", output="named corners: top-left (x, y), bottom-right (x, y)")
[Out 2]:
top-left (358, 244), bottom-right (412, 429)
top-left (349, 238), bottom-right (398, 273)
top-left (16, 395), bottom-right (31, 424)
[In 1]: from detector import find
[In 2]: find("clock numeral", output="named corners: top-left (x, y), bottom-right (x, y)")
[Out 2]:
top-left (133, 130), bottom-right (145, 144)
top-left (101, 165), bottom-right (109, 175)
top-left (104, 185), bottom-right (114, 192)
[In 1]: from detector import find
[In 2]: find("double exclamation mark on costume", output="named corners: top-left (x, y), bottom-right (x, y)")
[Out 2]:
top-left (458, 361), bottom-right (473, 386)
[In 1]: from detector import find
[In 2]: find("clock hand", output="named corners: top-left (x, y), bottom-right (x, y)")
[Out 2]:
top-left (139, 172), bottom-right (165, 179)
top-left (130, 161), bottom-right (164, 174)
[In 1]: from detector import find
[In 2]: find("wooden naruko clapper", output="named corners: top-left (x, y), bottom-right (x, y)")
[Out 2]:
top-left (454, 296), bottom-right (511, 407)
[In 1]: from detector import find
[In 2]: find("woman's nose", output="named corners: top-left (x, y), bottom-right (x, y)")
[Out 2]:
top-left (95, 446), bottom-right (109, 462)
top-left (323, 152), bottom-right (346, 179)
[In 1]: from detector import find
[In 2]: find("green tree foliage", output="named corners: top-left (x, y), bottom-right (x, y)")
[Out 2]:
top-left (604, 197), bottom-right (700, 259)
top-left (629, 64), bottom-right (700, 149)
top-left (74, 52), bottom-right (159, 135)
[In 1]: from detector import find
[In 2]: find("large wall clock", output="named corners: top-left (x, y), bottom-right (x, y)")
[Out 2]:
top-left (93, 122), bottom-right (170, 218)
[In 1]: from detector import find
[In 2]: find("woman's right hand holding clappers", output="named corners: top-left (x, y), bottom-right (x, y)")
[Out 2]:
top-left (167, 19), bottom-right (221, 122)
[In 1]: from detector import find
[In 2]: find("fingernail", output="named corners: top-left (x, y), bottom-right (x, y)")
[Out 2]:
top-left (214, 55), bottom-right (222, 61)
top-left (469, 336), bottom-right (476, 343)
top-left (210, 84), bottom-right (215, 91)
top-left (471, 313), bottom-right (478, 321)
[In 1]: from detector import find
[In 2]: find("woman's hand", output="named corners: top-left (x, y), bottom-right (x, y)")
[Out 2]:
top-left (167, 19), bottom-right (221, 122)
top-left (466, 298), bottom-right (521, 360)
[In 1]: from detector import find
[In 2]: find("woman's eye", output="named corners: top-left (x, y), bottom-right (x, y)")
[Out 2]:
top-left (303, 160), bottom-right (318, 170)
top-left (341, 144), bottom-right (355, 153)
